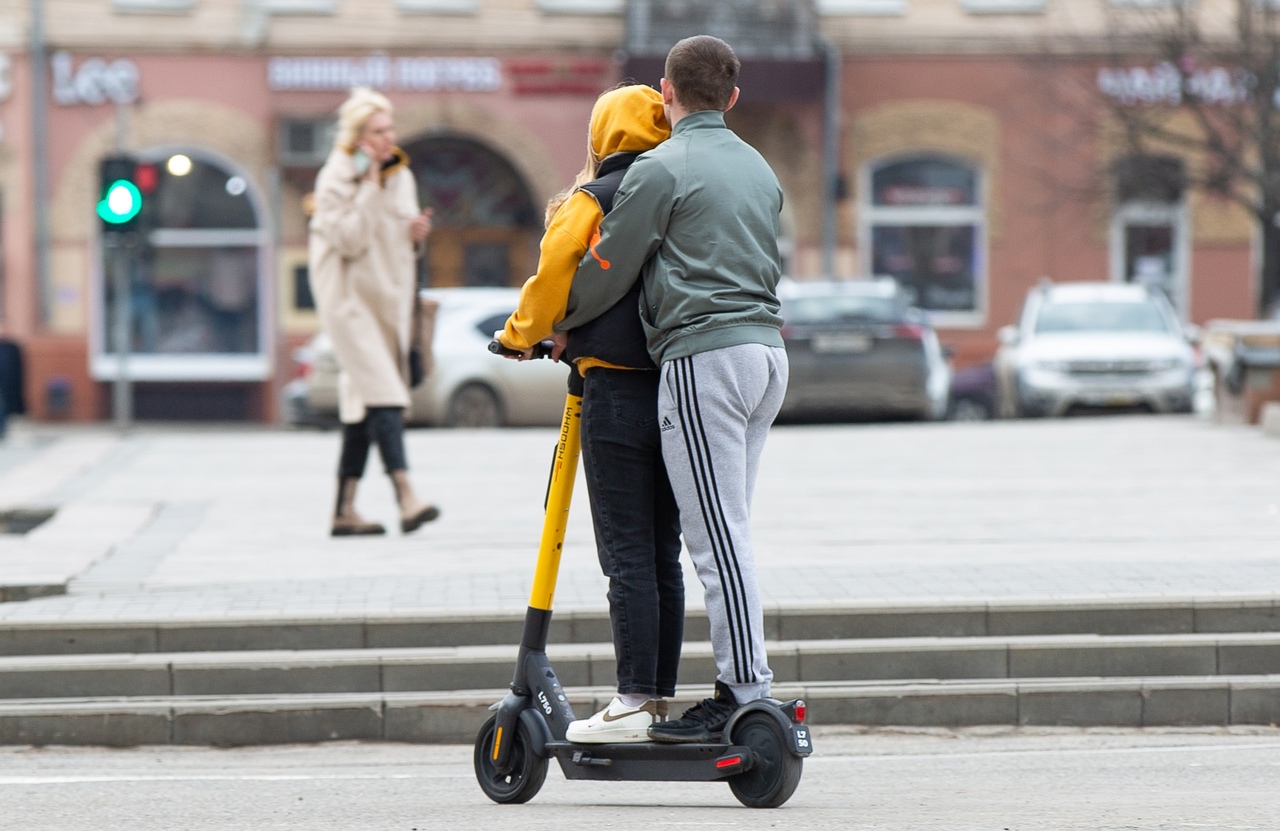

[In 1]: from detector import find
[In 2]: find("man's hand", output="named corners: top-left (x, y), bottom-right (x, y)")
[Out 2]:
top-left (409, 208), bottom-right (433, 244)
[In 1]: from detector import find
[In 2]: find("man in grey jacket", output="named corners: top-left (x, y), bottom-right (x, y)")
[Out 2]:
top-left (558, 35), bottom-right (788, 743)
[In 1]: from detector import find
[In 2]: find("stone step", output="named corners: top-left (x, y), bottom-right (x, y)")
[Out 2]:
top-left (4, 632), bottom-right (1280, 699)
top-left (3, 595), bottom-right (1279, 656)
top-left (4, 674), bottom-right (1280, 747)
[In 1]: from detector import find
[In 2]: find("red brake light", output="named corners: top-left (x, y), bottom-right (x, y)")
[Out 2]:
top-left (794, 701), bottom-right (806, 723)
top-left (892, 323), bottom-right (924, 340)
top-left (716, 756), bottom-right (744, 769)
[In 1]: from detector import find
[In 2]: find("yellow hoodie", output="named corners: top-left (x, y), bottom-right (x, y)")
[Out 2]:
top-left (499, 85), bottom-right (669, 367)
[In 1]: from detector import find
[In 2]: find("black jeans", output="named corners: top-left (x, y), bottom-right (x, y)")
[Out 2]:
top-left (580, 369), bottom-right (684, 698)
top-left (338, 407), bottom-right (408, 478)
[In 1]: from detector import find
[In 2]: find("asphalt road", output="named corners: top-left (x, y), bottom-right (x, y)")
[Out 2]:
top-left (2, 727), bottom-right (1278, 830)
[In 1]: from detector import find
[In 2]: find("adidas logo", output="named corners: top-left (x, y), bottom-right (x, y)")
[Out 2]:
top-left (660, 416), bottom-right (676, 433)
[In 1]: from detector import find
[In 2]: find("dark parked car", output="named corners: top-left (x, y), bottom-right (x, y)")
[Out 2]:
top-left (947, 362), bottom-right (997, 421)
top-left (777, 279), bottom-right (951, 421)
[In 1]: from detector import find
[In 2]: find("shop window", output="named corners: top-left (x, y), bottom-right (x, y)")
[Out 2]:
top-left (96, 151), bottom-right (268, 381)
top-left (862, 155), bottom-right (985, 319)
top-left (403, 135), bottom-right (539, 288)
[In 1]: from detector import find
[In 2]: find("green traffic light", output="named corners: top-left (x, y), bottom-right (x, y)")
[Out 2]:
top-left (97, 179), bottom-right (142, 224)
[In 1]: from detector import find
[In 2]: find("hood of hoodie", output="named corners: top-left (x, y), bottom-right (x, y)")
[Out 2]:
top-left (590, 85), bottom-right (670, 161)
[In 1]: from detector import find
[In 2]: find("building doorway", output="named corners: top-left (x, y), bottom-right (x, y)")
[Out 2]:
top-left (1109, 156), bottom-right (1189, 317)
top-left (402, 136), bottom-right (540, 288)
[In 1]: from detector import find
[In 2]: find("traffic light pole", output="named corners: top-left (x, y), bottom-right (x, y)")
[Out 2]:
top-left (106, 233), bottom-right (133, 431)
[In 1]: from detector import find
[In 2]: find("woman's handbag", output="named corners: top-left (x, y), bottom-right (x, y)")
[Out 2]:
top-left (408, 242), bottom-right (437, 388)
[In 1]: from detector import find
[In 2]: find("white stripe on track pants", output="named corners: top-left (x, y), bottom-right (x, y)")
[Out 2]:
top-left (658, 342), bottom-right (788, 704)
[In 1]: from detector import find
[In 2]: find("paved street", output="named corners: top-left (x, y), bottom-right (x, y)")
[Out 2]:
top-left (2, 414), bottom-right (1280, 622)
top-left (2, 726), bottom-right (1279, 830)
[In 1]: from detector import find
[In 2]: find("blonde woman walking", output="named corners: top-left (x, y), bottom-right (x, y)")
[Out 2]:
top-left (308, 86), bottom-right (439, 536)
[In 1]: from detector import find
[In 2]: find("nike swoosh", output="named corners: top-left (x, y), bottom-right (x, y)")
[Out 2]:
top-left (601, 709), bottom-right (647, 723)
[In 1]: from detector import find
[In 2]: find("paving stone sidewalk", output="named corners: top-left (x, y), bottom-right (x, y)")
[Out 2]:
top-left (1, 415), bottom-right (1278, 623)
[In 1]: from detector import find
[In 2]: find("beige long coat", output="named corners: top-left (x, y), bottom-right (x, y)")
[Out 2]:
top-left (308, 149), bottom-right (420, 424)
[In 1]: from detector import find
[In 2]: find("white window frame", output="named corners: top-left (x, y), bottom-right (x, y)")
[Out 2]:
top-left (859, 155), bottom-right (989, 327)
top-left (90, 146), bottom-right (274, 382)
top-left (1109, 200), bottom-right (1191, 320)
top-left (259, 0), bottom-right (339, 15)
top-left (535, 0), bottom-right (623, 13)
top-left (397, 0), bottom-right (478, 13)
top-left (816, 0), bottom-right (907, 15)
top-left (960, 0), bottom-right (1045, 13)
top-left (111, 0), bottom-right (195, 13)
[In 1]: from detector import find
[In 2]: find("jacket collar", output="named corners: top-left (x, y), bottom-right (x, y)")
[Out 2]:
top-left (596, 151), bottom-right (641, 178)
top-left (672, 109), bottom-right (726, 136)
top-left (379, 147), bottom-right (410, 183)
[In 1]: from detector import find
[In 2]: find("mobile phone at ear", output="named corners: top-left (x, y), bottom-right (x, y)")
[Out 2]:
top-left (353, 149), bottom-right (371, 176)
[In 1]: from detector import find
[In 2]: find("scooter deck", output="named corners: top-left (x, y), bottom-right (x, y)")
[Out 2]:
top-left (547, 740), bottom-right (754, 782)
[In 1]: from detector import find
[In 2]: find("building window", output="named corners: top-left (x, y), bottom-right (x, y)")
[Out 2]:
top-left (536, 0), bottom-right (623, 12)
top-left (259, 0), bottom-right (339, 13)
top-left (95, 150), bottom-right (269, 381)
top-left (960, 0), bottom-right (1045, 13)
top-left (816, 0), bottom-right (907, 14)
top-left (111, 0), bottom-right (195, 12)
top-left (862, 155), bottom-right (985, 319)
top-left (397, 0), bottom-right (478, 13)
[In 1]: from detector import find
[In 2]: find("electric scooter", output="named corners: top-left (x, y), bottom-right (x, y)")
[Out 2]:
top-left (473, 339), bottom-right (812, 809)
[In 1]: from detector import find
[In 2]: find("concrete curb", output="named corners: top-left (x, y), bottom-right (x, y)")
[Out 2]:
top-left (3, 594), bottom-right (1278, 655)
top-left (5, 632), bottom-right (1280, 700)
top-left (3, 676), bottom-right (1279, 747)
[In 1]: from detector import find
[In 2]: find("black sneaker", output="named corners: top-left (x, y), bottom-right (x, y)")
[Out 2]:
top-left (647, 681), bottom-right (739, 743)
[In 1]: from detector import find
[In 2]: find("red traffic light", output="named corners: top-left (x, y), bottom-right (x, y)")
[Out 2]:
top-left (134, 162), bottom-right (159, 195)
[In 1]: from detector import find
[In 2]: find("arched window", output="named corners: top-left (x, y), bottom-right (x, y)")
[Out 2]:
top-left (861, 155), bottom-right (985, 320)
top-left (95, 149), bottom-right (269, 381)
top-left (403, 136), bottom-right (539, 288)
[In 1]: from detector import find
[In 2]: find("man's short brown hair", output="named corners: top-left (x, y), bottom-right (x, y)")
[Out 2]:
top-left (664, 36), bottom-right (740, 112)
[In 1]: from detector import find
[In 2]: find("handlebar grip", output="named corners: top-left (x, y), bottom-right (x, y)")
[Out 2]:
top-left (488, 339), bottom-right (557, 360)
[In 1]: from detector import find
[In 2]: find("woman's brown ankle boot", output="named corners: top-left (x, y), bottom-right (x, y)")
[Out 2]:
top-left (331, 477), bottom-right (386, 537)
top-left (389, 470), bottom-right (440, 533)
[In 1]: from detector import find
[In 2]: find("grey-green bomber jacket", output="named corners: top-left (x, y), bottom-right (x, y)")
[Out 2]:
top-left (556, 109), bottom-right (786, 365)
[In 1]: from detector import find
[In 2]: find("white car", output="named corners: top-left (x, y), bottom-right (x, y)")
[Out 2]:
top-left (994, 281), bottom-right (1198, 418)
top-left (285, 287), bottom-right (570, 428)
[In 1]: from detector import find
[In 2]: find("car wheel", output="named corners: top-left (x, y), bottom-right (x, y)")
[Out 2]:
top-left (447, 383), bottom-right (503, 428)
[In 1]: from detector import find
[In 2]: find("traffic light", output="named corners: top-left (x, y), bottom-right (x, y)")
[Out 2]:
top-left (97, 155), bottom-right (155, 233)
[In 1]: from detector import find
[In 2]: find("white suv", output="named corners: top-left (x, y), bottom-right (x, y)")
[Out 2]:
top-left (995, 282), bottom-right (1198, 418)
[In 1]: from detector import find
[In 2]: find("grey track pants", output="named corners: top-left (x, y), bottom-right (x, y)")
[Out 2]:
top-left (658, 343), bottom-right (789, 703)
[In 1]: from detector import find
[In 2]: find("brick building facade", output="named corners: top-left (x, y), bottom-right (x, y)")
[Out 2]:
top-left (0, 0), bottom-right (1259, 421)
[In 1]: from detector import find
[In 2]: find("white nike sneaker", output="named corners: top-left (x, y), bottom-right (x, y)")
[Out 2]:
top-left (565, 697), bottom-right (668, 744)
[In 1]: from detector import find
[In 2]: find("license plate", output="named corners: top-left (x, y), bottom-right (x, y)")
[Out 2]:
top-left (812, 333), bottom-right (872, 354)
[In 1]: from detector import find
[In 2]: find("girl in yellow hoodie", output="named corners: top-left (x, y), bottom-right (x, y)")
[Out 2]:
top-left (496, 84), bottom-right (681, 744)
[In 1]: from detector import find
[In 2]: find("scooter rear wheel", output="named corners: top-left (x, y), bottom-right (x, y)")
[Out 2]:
top-left (727, 712), bottom-right (803, 809)
top-left (473, 715), bottom-right (548, 804)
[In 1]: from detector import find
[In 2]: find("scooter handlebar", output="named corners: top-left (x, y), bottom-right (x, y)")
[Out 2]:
top-left (488, 339), bottom-right (558, 360)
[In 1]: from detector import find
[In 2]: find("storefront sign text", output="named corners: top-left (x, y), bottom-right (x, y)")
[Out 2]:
top-left (52, 52), bottom-right (140, 106)
top-left (1097, 61), bottom-right (1252, 106)
top-left (268, 54), bottom-right (502, 93)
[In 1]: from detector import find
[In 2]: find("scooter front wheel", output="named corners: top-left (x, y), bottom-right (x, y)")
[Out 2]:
top-left (473, 715), bottom-right (548, 804)
top-left (727, 712), bottom-right (803, 809)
